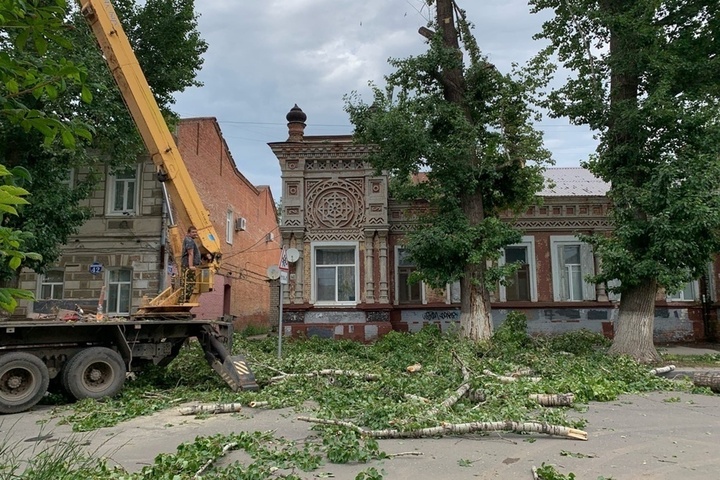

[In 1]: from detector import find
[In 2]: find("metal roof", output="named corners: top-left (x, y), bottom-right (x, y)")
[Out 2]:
top-left (540, 168), bottom-right (610, 197)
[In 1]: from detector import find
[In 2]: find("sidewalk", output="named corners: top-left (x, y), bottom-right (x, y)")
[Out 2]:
top-left (656, 343), bottom-right (720, 380)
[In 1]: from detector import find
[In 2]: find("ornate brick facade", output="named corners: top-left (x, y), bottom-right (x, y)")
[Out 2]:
top-left (270, 106), bottom-right (716, 342)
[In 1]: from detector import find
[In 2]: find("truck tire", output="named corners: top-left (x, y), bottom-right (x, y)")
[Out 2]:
top-left (0, 352), bottom-right (50, 414)
top-left (62, 347), bottom-right (126, 400)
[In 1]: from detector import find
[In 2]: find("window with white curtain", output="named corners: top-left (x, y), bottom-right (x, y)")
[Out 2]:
top-left (550, 236), bottom-right (596, 301)
top-left (107, 166), bottom-right (139, 215)
top-left (313, 243), bottom-right (358, 304)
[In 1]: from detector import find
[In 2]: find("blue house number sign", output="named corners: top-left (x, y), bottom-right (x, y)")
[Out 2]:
top-left (89, 262), bottom-right (103, 275)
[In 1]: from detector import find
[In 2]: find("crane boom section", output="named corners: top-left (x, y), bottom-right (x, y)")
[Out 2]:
top-left (79, 0), bottom-right (222, 263)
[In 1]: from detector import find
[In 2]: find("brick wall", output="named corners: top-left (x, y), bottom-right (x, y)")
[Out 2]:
top-left (176, 118), bottom-right (279, 327)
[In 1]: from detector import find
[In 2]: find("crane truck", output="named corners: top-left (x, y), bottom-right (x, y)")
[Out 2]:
top-left (0, 0), bottom-right (258, 414)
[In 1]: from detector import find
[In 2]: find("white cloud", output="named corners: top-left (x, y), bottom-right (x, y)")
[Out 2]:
top-left (173, 1), bottom-right (598, 199)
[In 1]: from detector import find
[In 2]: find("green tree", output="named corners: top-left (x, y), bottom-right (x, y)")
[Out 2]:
top-left (346, 0), bottom-right (551, 340)
top-left (0, 0), bottom-right (92, 144)
top-left (531, 0), bottom-right (720, 362)
top-left (0, 0), bottom-right (208, 281)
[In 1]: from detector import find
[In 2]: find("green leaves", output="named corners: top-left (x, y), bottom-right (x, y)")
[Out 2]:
top-left (345, 10), bottom-right (551, 318)
top-left (0, 162), bottom-right (40, 312)
top-left (532, 0), bottom-right (720, 294)
top-left (1, 0), bottom-right (93, 148)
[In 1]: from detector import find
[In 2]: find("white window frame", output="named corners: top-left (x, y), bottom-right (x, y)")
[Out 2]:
top-left (38, 269), bottom-right (65, 300)
top-left (106, 268), bottom-right (132, 315)
top-left (667, 280), bottom-right (699, 302)
top-left (550, 235), bottom-right (596, 301)
top-left (498, 236), bottom-right (537, 302)
top-left (225, 210), bottom-right (234, 245)
top-left (58, 168), bottom-right (75, 188)
top-left (448, 280), bottom-right (461, 304)
top-left (106, 165), bottom-right (140, 216)
top-left (395, 246), bottom-right (425, 305)
top-left (311, 241), bottom-right (359, 306)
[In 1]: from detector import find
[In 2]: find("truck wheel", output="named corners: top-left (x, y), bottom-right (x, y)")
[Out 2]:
top-left (0, 352), bottom-right (50, 414)
top-left (62, 347), bottom-right (126, 400)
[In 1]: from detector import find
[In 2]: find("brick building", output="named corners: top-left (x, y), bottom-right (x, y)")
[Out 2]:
top-left (19, 117), bottom-right (279, 329)
top-left (269, 105), bottom-right (717, 343)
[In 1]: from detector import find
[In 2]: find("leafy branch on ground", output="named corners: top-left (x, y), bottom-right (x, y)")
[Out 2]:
top-left (31, 313), bottom-right (705, 478)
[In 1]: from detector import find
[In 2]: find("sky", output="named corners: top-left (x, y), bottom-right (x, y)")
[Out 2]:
top-left (172, 0), bottom-right (598, 201)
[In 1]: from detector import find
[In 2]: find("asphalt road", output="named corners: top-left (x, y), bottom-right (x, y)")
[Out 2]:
top-left (2, 389), bottom-right (719, 480)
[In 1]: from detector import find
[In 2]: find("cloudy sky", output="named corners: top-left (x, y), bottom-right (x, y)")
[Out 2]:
top-left (173, 0), bottom-right (597, 200)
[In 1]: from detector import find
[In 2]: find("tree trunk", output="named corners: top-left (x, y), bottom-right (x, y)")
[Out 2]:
top-left (460, 262), bottom-right (492, 340)
top-left (433, 0), bottom-right (493, 339)
top-left (609, 279), bottom-right (660, 363)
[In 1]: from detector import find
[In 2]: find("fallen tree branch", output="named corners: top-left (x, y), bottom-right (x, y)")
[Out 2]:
top-left (428, 351), bottom-right (472, 415)
top-left (194, 442), bottom-right (237, 478)
top-left (531, 465), bottom-right (539, 480)
top-left (248, 401), bottom-right (269, 408)
top-left (483, 369), bottom-right (541, 383)
top-left (178, 403), bottom-right (243, 416)
top-left (386, 451), bottom-right (424, 458)
top-left (649, 365), bottom-right (676, 375)
top-left (404, 394), bottom-right (431, 403)
top-left (269, 370), bottom-right (380, 384)
top-left (296, 417), bottom-right (587, 440)
top-left (529, 393), bottom-right (575, 407)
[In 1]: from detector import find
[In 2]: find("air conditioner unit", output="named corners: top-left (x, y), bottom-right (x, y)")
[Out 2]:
top-left (266, 232), bottom-right (275, 242)
top-left (235, 217), bottom-right (247, 231)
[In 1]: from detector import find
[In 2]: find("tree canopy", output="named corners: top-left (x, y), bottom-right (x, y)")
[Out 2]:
top-left (346, 1), bottom-right (551, 340)
top-left (0, 0), bottom-right (208, 280)
top-left (531, 0), bottom-right (720, 361)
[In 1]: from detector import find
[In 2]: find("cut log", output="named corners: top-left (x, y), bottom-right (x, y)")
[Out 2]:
top-left (248, 401), bottom-right (269, 408)
top-left (269, 370), bottom-right (380, 384)
top-left (529, 393), bottom-right (575, 407)
top-left (692, 371), bottom-right (720, 392)
top-left (406, 363), bottom-right (422, 373)
top-left (178, 403), bottom-right (243, 415)
top-left (296, 416), bottom-right (587, 440)
top-left (649, 365), bottom-right (676, 375)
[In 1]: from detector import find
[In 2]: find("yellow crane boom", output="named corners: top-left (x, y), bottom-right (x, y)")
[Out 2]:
top-left (79, 0), bottom-right (221, 310)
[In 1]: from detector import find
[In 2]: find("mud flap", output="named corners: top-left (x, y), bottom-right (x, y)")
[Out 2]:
top-left (209, 353), bottom-right (259, 391)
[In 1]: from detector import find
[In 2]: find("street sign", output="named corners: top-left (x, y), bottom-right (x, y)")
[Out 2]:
top-left (279, 246), bottom-right (289, 272)
top-left (280, 270), bottom-right (288, 285)
top-left (89, 262), bottom-right (103, 275)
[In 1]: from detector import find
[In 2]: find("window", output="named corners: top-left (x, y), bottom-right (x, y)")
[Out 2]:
top-left (107, 166), bottom-right (138, 215)
top-left (450, 280), bottom-right (461, 304)
top-left (226, 211), bottom-right (234, 245)
top-left (107, 269), bottom-right (132, 314)
top-left (667, 281), bottom-right (698, 302)
top-left (39, 270), bottom-right (64, 300)
top-left (58, 169), bottom-right (74, 188)
top-left (313, 244), bottom-right (358, 304)
top-left (499, 237), bottom-right (537, 302)
top-left (396, 248), bottom-right (422, 304)
top-left (550, 236), bottom-right (596, 301)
